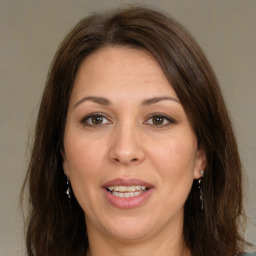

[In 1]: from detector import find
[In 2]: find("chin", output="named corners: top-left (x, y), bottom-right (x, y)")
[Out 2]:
top-left (102, 215), bottom-right (154, 242)
top-left (111, 227), bottom-right (151, 242)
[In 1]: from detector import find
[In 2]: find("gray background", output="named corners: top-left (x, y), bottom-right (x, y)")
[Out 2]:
top-left (0, 0), bottom-right (255, 255)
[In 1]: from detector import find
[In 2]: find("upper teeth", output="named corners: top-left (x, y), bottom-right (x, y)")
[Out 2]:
top-left (107, 185), bottom-right (146, 192)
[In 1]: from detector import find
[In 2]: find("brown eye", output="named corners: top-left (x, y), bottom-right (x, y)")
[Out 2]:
top-left (91, 116), bottom-right (104, 125)
top-left (152, 116), bottom-right (164, 125)
top-left (81, 114), bottom-right (111, 126)
top-left (145, 114), bottom-right (175, 127)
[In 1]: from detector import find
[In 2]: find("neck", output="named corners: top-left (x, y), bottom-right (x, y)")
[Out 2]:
top-left (87, 241), bottom-right (190, 256)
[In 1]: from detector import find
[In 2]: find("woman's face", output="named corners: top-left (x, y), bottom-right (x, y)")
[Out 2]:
top-left (62, 46), bottom-right (206, 242)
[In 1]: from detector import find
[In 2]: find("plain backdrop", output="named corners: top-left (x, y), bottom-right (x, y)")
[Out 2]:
top-left (0, 0), bottom-right (255, 255)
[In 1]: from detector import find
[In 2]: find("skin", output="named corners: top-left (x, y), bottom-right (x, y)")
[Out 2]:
top-left (62, 46), bottom-right (206, 256)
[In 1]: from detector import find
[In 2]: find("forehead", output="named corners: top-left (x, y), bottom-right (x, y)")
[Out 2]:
top-left (80, 46), bottom-right (159, 69)
top-left (70, 46), bottom-right (178, 104)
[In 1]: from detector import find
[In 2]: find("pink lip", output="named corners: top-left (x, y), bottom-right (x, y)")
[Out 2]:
top-left (102, 178), bottom-right (154, 188)
top-left (102, 178), bottom-right (154, 209)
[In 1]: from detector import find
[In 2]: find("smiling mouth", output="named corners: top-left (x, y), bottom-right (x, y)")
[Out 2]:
top-left (106, 185), bottom-right (149, 198)
top-left (103, 179), bottom-right (154, 208)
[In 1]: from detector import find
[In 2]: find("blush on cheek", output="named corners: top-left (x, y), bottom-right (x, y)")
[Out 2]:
top-left (152, 143), bottom-right (197, 190)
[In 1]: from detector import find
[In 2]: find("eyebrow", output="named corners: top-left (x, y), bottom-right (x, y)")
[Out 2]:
top-left (73, 96), bottom-right (111, 109)
top-left (73, 95), bottom-right (180, 109)
top-left (142, 96), bottom-right (180, 105)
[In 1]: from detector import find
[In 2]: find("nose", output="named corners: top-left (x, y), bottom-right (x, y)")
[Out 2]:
top-left (108, 124), bottom-right (146, 165)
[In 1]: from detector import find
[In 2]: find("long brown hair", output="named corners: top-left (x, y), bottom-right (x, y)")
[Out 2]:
top-left (22, 6), bottom-right (247, 256)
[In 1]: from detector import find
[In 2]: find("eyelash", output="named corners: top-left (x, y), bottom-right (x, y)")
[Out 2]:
top-left (144, 113), bottom-right (176, 127)
top-left (81, 112), bottom-right (111, 127)
top-left (80, 112), bottom-right (176, 128)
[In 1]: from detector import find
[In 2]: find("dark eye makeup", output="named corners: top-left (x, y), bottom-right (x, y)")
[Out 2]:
top-left (144, 113), bottom-right (176, 127)
top-left (81, 113), bottom-right (111, 127)
top-left (80, 112), bottom-right (176, 128)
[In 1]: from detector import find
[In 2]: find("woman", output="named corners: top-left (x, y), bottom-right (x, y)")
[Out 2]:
top-left (22, 6), bottom-right (254, 256)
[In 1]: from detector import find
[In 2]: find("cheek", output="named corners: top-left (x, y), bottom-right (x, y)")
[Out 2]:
top-left (149, 135), bottom-right (197, 197)
top-left (64, 133), bottom-right (105, 183)
top-left (64, 137), bottom-right (105, 212)
top-left (151, 137), bottom-right (197, 175)
top-left (156, 140), bottom-right (197, 203)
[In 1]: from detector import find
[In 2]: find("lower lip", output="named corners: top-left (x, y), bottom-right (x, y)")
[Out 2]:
top-left (103, 188), bottom-right (154, 209)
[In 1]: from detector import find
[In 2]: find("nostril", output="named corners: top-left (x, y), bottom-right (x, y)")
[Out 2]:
top-left (113, 157), bottom-right (138, 164)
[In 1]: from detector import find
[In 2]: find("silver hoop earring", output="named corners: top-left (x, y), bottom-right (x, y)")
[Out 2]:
top-left (66, 180), bottom-right (71, 199)
top-left (198, 170), bottom-right (204, 210)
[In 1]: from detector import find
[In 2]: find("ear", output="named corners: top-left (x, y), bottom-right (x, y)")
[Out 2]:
top-left (60, 149), bottom-right (70, 179)
top-left (193, 147), bottom-right (207, 179)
